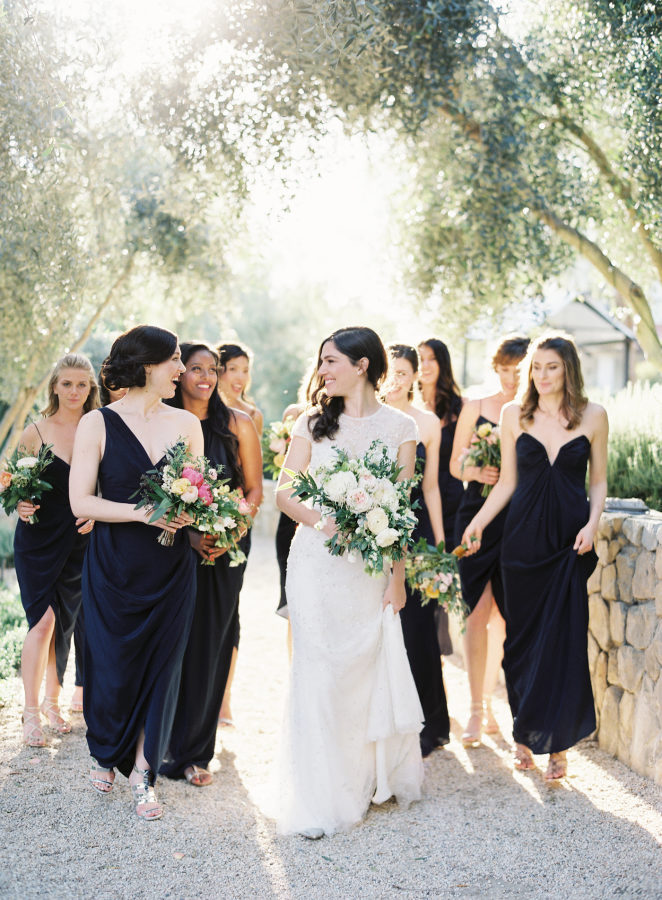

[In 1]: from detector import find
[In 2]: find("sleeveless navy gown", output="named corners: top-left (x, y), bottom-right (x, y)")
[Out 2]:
top-left (454, 415), bottom-right (508, 613)
top-left (161, 418), bottom-right (250, 778)
top-left (501, 433), bottom-right (597, 753)
top-left (400, 443), bottom-right (450, 757)
top-left (14, 453), bottom-right (88, 686)
top-left (82, 407), bottom-right (196, 777)
top-left (434, 418), bottom-right (464, 654)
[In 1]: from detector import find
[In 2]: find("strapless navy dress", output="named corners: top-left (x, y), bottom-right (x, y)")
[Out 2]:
top-left (454, 416), bottom-right (508, 613)
top-left (161, 418), bottom-right (250, 778)
top-left (14, 452), bottom-right (88, 685)
top-left (501, 433), bottom-right (598, 754)
top-left (400, 442), bottom-right (450, 757)
top-left (82, 407), bottom-right (196, 777)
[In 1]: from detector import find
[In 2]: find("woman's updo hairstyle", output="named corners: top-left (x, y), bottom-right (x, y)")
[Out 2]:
top-left (102, 325), bottom-right (178, 391)
top-left (387, 344), bottom-right (419, 401)
top-left (309, 326), bottom-right (388, 441)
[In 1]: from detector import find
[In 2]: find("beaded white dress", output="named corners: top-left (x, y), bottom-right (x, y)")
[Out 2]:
top-left (278, 405), bottom-right (424, 835)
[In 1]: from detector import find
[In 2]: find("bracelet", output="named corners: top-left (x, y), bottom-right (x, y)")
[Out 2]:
top-left (314, 517), bottom-right (325, 531)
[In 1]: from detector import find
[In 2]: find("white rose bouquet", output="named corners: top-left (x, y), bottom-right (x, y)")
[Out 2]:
top-left (262, 417), bottom-right (296, 478)
top-left (132, 440), bottom-right (251, 558)
top-left (0, 443), bottom-right (54, 523)
top-left (282, 439), bottom-right (419, 576)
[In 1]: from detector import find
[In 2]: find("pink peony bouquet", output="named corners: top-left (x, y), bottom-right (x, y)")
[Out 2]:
top-left (0, 443), bottom-right (54, 524)
top-left (132, 440), bottom-right (251, 561)
top-left (458, 421), bottom-right (501, 497)
top-left (262, 416), bottom-right (296, 478)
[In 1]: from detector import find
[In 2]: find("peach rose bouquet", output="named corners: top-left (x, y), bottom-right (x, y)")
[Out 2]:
top-left (0, 443), bottom-right (54, 524)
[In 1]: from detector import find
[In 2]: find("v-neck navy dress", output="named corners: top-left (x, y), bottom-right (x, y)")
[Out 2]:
top-left (501, 433), bottom-right (598, 754)
top-left (82, 407), bottom-right (196, 777)
top-left (14, 452), bottom-right (88, 686)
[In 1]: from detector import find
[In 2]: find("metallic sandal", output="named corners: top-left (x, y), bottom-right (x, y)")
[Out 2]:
top-left (90, 758), bottom-right (115, 793)
top-left (130, 765), bottom-right (163, 821)
top-left (462, 701), bottom-right (484, 748)
top-left (40, 697), bottom-right (71, 734)
top-left (22, 706), bottom-right (46, 747)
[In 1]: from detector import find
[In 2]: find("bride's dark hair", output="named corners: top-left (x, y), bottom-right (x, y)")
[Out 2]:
top-left (309, 327), bottom-right (387, 441)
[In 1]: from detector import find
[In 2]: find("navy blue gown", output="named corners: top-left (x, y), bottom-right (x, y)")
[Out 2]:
top-left (454, 415), bottom-right (508, 614)
top-left (434, 419), bottom-right (464, 654)
top-left (400, 442), bottom-right (450, 757)
top-left (161, 418), bottom-right (250, 778)
top-left (275, 512), bottom-right (297, 616)
top-left (501, 433), bottom-right (597, 754)
top-left (82, 407), bottom-right (196, 777)
top-left (14, 452), bottom-right (88, 686)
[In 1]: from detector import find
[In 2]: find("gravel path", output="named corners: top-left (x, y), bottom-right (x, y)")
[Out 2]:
top-left (0, 535), bottom-right (660, 899)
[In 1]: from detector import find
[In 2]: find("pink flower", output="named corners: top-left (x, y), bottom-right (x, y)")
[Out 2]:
top-left (238, 498), bottom-right (252, 515)
top-left (0, 471), bottom-right (12, 492)
top-left (197, 483), bottom-right (213, 506)
top-left (182, 466), bottom-right (204, 487)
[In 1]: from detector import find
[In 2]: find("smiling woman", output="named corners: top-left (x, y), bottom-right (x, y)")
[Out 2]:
top-left (69, 324), bottom-right (204, 822)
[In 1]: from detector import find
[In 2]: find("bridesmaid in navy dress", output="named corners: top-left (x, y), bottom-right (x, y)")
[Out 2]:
top-left (70, 370), bottom-right (128, 715)
top-left (462, 333), bottom-right (607, 780)
top-left (385, 344), bottom-right (449, 756)
top-left (216, 342), bottom-right (264, 726)
top-left (160, 342), bottom-right (262, 786)
top-left (14, 354), bottom-right (98, 747)
top-left (70, 325), bottom-right (203, 820)
top-left (418, 339), bottom-right (465, 656)
top-left (450, 335), bottom-right (529, 747)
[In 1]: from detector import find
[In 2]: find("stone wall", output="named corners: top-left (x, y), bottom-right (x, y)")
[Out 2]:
top-left (587, 501), bottom-right (662, 785)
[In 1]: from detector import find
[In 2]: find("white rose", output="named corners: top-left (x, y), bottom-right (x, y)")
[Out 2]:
top-left (324, 470), bottom-right (358, 503)
top-left (213, 521), bottom-right (225, 532)
top-left (207, 468), bottom-right (218, 480)
top-left (269, 437), bottom-right (287, 454)
top-left (181, 488), bottom-right (199, 503)
top-left (373, 479), bottom-right (399, 512)
top-left (223, 516), bottom-right (237, 528)
top-left (358, 472), bottom-right (378, 492)
top-left (375, 527), bottom-right (399, 548)
top-left (16, 456), bottom-right (39, 469)
top-left (346, 488), bottom-right (373, 514)
top-left (366, 507), bottom-right (389, 535)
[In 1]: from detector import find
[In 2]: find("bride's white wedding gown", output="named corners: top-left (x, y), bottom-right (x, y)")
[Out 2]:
top-left (278, 405), bottom-right (424, 835)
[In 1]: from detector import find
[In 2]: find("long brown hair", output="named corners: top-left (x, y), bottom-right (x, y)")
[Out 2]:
top-left (41, 354), bottom-right (100, 417)
top-left (519, 333), bottom-right (587, 430)
top-left (418, 338), bottom-right (462, 424)
top-left (309, 327), bottom-right (388, 441)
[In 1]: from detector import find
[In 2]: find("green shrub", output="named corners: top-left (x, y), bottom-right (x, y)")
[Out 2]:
top-left (602, 383), bottom-right (662, 512)
top-left (0, 585), bottom-right (26, 681)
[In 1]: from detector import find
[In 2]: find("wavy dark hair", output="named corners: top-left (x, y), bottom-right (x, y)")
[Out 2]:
top-left (217, 342), bottom-right (257, 407)
top-left (102, 325), bottom-right (178, 391)
top-left (519, 332), bottom-right (588, 431)
top-left (309, 326), bottom-right (388, 441)
top-left (387, 344), bottom-right (419, 401)
top-left (418, 338), bottom-right (462, 424)
top-left (168, 342), bottom-right (242, 487)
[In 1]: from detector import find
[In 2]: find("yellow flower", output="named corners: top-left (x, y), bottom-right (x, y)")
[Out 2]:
top-left (425, 585), bottom-right (439, 599)
top-left (170, 477), bottom-right (192, 496)
top-left (477, 423), bottom-right (492, 439)
top-left (273, 452), bottom-right (286, 469)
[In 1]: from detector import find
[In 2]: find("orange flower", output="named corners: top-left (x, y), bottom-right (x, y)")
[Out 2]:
top-left (0, 471), bottom-right (12, 493)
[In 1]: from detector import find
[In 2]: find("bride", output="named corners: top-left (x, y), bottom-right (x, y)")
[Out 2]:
top-left (276, 326), bottom-right (424, 838)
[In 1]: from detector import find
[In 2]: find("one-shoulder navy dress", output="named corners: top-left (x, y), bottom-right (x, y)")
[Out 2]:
top-left (82, 407), bottom-right (196, 777)
top-left (454, 415), bottom-right (508, 613)
top-left (161, 418), bottom-right (250, 778)
top-left (14, 452), bottom-right (88, 685)
top-left (501, 433), bottom-right (598, 754)
top-left (400, 442), bottom-right (450, 757)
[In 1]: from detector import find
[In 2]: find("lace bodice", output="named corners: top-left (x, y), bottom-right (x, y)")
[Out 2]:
top-left (292, 404), bottom-right (418, 469)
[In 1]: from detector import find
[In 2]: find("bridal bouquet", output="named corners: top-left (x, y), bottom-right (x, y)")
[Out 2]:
top-left (282, 439), bottom-right (419, 576)
top-left (0, 443), bottom-right (54, 523)
top-left (132, 441), bottom-right (251, 560)
top-left (405, 538), bottom-right (468, 621)
top-left (262, 417), bottom-right (295, 478)
top-left (459, 422), bottom-right (500, 497)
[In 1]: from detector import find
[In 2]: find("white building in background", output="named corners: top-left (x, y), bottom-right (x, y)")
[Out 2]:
top-left (460, 293), bottom-right (643, 395)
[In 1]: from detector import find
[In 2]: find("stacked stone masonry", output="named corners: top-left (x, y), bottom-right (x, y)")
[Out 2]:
top-left (588, 506), bottom-right (662, 785)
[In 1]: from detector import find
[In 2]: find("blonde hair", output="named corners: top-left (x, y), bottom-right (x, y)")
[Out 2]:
top-left (519, 332), bottom-right (588, 430)
top-left (41, 354), bottom-right (100, 417)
